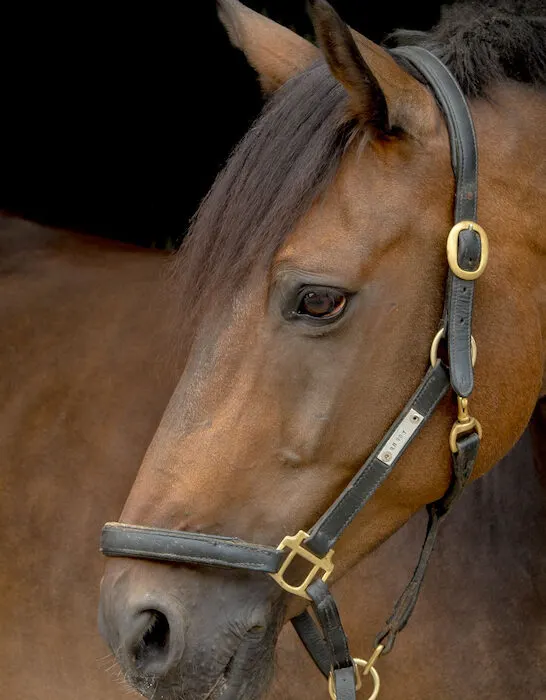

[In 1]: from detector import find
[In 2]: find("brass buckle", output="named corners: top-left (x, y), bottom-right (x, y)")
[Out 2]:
top-left (328, 657), bottom-right (381, 700)
top-left (449, 396), bottom-right (483, 453)
top-left (269, 530), bottom-right (334, 600)
top-left (430, 327), bottom-right (477, 368)
top-left (446, 220), bottom-right (489, 281)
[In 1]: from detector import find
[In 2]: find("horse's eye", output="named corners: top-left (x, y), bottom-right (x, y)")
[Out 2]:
top-left (296, 288), bottom-right (347, 319)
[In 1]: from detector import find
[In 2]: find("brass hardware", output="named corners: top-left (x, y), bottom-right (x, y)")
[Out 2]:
top-left (430, 328), bottom-right (477, 368)
top-left (269, 530), bottom-right (334, 600)
top-left (456, 396), bottom-right (470, 423)
top-left (328, 658), bottom-right (380, 700)
top-left (446, 220), bottom-right (489, 281)
top-left (449, 396), bottom-right (483, 452)
top-left (363, 645), bottom-right (384, 676)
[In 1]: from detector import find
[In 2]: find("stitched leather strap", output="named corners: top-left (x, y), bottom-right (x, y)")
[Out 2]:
top-left (392, 46), bottom-right (477, 220)
top-left (307, 580), bottom-right (352, 670)
top-left (100, 523), bottom-right (286, 573)
top-left (304, 361), bottom-right (450, 556)
top-left (292, 612), bottom-right (360, 700)
top-left (293, 431), bottom-right (480, 685)
top-left (393, 46), bottom-right (480, 398)
top-left (292, 611), bottom-right (332, 677)
top-left (307, 580), bottom-right (356, 700)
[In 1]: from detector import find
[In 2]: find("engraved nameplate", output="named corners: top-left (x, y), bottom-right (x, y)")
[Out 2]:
top-left (378, 408), bottom-right (424, 465)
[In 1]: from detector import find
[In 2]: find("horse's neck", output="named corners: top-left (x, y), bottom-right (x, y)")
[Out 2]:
top-left (409, 418), bottom-right (546, 617)
top-left (475, 83), bottom-right (546, 244)
top-left (462, 417), bottom-right (546, 562)
top-left (474, 85), bottom-right (546, 393)
top-left (320, 418), bottom-right (546, 698)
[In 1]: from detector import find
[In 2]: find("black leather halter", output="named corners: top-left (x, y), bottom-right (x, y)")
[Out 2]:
top-left (101, 48), bottom-right (489, 700)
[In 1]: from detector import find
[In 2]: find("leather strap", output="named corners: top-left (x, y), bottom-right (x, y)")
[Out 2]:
top-left (293, 612), bottom-right (358, 699)
top-left (307, 580), bottom-right (356, 700)
top-left (393, 46), bottom-right (480, 398)
top-left (392, 46), bottom-right (477, 221)
top-left (376, 431), bottom-right (480, 653)
top-left (304, 361), bottom-right (450, 556)
top-left (307, 580), bottom-right (352, 670)
top-left (100, 522), bottom-right (286, 573)
top-left (332, 666), bottom-right (357, 700)
top-left (293, 584), bottom-right (358, 698)
top-left (292, 611), bottom-right (332, 678)
top-left (293, 431), bottom-right (480, 684)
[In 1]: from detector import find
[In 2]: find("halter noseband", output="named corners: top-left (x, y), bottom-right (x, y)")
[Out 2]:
top-left (101, 47), bottom-right (489, 700)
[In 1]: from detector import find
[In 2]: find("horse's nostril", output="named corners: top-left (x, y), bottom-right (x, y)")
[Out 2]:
top-left (132, 610), bottom-right (171, 672)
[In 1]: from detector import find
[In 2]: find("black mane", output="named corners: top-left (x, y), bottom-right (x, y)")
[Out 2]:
top-left (391, 0), bottom-right (546, 97)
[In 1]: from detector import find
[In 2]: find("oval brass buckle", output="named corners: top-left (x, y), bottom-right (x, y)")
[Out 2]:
top-left (328, 658), bottom-right (380, 700)
top-left (446, 220), bottom-right (489, 281)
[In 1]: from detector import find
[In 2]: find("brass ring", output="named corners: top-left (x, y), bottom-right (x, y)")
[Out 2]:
top-left (430, 328), bottom-right (477, 368)
top-left (328, 658), bottom-right (380, 700)
top-left (446, 220), bottom-right (489, 281)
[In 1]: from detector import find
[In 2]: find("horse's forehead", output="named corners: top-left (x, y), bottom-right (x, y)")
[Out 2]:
top-left (274, 147), bottom-right (420, 274)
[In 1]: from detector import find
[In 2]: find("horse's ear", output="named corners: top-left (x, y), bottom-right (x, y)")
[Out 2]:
top-left (309, 0), bottom-right (435, 136)
top-left (217, 0), bottom-right (320, 94)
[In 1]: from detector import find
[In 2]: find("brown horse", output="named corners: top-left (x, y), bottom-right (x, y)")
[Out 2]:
top-left (1, 215), bottom-right (546, 698)
top-left (3, 3), bottom-right (546, 700)
top-left (96, 1), bottom-right (546, 699)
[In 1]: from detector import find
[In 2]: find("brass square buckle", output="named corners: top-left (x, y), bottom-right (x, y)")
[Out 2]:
top-left (269, 530), bottom-right (334, 600)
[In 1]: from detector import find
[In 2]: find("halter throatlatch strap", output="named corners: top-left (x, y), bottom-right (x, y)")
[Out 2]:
top-left (375, 431), bottom-right (480, 654)
top-left (100, 46), bottom-right (486, 700)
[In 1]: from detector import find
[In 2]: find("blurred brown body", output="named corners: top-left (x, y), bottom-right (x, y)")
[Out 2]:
top-left (0, 218), bottom-right (180, 699)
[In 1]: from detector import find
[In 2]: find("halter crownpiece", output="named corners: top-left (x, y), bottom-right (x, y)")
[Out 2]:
top-left (101, 47), bottom-right (488, 700)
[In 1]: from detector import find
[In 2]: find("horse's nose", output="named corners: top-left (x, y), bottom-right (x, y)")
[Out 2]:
top-left (99, 594), bottom-right (186, 678)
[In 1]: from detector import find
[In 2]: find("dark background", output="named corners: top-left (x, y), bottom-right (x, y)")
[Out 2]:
top-left (0, 1), bottom-right (448, 247)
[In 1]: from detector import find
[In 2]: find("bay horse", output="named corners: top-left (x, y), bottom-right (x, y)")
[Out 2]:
top-left (93, 1), bottom-right (546, 698)
top-left (1, 222), bottom-right (545, 697)
top-left (97, 0), bottom-right (546, 698)
top-left (1, 210), bottom-right (544, 700)
top-left (2, 1), bottom-right (546, 699)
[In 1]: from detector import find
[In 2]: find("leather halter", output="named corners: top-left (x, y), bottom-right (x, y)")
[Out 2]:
top-left (101, 47), bottom-right (489, 700)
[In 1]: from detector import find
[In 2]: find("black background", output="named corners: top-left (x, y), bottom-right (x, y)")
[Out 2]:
top-left (0, 1), bottom-right (447, 246)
